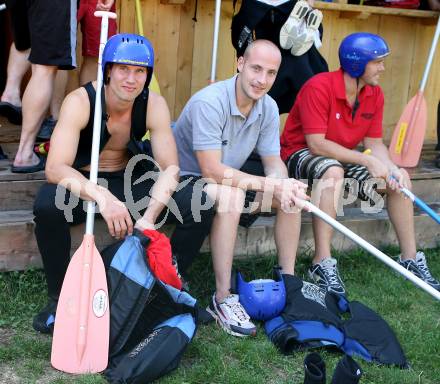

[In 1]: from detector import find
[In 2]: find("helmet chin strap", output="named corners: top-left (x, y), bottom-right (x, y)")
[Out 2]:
top-left (352, 77), bottom-right (360, 120)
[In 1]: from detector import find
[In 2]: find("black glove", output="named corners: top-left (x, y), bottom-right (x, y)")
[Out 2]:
top-left (331, 355), bottom-right (363, 384)
top-left (303, 352), bottom-right (326, 384)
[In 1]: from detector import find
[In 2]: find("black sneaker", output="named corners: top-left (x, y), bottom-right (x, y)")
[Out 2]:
top-left (37, 116), bottom-right (56, 141)
top-left (398, 252), bottom-right (440, 291)
top-left (308, 257), bottom-right (346, 296)
top-left (33, 298), bottom-right (57, 334)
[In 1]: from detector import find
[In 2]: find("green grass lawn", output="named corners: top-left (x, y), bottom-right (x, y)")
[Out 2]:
top-left (1, 246), bottom-right (439, 383)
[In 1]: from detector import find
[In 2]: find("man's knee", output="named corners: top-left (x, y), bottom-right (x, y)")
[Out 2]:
top-left (217, 186), bottom-right (246, 215)
top-left (321, 166), bottom-right (344, 182)
top-left (33, 183), bottom-right (58, 218)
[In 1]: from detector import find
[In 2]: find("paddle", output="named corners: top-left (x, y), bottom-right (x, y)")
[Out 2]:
top-left (51, 10), bottom-right (117, 374)
top-left (389, 16), bottom-right (440, 168)
top-left (210, 0), bottom-right (222, 83)
top-left (300, 201), bottom-right (440, 301)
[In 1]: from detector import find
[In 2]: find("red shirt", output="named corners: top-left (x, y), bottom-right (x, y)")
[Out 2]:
top-left (280, 69), bottom-right (384, 161)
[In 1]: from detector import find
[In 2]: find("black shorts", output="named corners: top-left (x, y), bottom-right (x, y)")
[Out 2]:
top-left (182, 153), bottom-right (266, 228)
top-left (5, 0), bottom-right (30, 51)
top-left (7, 0), bottom-right (77, 69)
top-left (286, 148), bottom-right (382, 202)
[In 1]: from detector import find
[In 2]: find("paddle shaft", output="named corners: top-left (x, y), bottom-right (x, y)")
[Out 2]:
top-left (135, 0), bottom-right (144, 36)
top-left (80, 10), bottom-right (116, 360)
top-left (85, 12), bottom-right (117, 235)
top-left (210, 0), bottom-right (222, 83)
top-left (398, 186), bottom-right (440, 225)
top-left (303, 201), bottom-right (440, 301)
top-left (420, 16), bottom-right (440, 92)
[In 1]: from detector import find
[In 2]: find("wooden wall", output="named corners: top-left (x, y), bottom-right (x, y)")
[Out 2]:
top-left (86, 0), bottom-right (439, 142)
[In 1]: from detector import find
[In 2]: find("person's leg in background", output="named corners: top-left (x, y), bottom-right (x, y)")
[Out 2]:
top-left (12, 0), bottom-right (77, 172)
top-left (77, 0), bottom-right (117, 85)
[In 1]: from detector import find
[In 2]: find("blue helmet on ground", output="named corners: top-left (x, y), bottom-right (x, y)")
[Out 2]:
top-left (339, 33), bottom-right (390, 78)
top-left (102, 33), bottom-right (154, 88)
top-left (237, 269), bottom-right (286, 321)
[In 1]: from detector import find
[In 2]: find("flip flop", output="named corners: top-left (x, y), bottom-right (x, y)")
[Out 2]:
top-left (290, 9), bottom-right (323, 56)
top-left (11, 155), bottom-right (46, 174)
top-left (279, 0), bottom-right (311, 50)
top-left (0, 101), bottom-right (22, 125)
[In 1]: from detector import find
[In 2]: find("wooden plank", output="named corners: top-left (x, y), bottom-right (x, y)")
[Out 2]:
top-left (315, 1), bottom-right (438, 19)
top-left (174, 0), bottom-right (196, 118)
top-left (378, 16), bottom-right (416, 140)
top-left (155, 2), bottom-right (181, 113)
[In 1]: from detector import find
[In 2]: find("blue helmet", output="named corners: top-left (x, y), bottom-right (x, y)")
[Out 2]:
top-left (339, 33), bottom-right (390, 78)
top-left (102, 33), bottom-right (154, 88)
top-left (237, 270), bottom-right (286, 321)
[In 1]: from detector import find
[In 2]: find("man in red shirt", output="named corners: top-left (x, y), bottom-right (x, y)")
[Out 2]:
top-left (280, 32), bottom-right (440, 295)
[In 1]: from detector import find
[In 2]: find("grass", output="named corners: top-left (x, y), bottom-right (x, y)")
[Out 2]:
top-left (1, 247), bottom-right (440, 383)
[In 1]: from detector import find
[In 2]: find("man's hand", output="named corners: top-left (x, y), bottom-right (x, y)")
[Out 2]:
top-left (134, 217), bottom-right (156, 232)
top-left (96, 190), bottom-right (133, 239)
top-left (96, 0), bottom-right (114, 11)
top-left (365, 155), bottom-right (389, 179)
top-left (388, 167), bottom-right (411, 192)
top-left (273, 178), bottom-right (309, 212)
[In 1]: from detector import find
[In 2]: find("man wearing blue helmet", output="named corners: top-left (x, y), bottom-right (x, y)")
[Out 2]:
top-left (31, 33), bottom-right (214, 334)
top-left (280, 32), bottom-right (440, 295)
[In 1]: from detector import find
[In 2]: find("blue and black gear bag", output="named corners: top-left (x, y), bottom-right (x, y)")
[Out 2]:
top-left (101, 230), bottom-right (198, 383)
top-left (265, 274), bottom-right (408, 368)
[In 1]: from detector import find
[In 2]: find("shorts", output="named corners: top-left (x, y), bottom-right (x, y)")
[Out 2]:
top-left (181, 153), bottom-right (266, 228)
top-left (13, 0), bottom-right (77, 69)
top-left (286, 148), bottom-right (381, 202)
top-left (6, 0), bottom-right (30, 51)
top-left (78, 0), bottom-right (117, 57)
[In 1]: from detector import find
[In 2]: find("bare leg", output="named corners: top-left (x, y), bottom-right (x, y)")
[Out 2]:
top-left (79, 56), bottom-right (98, 86)
top-left (13, 64), bottom-right (57, 167)
top-left (49, 70), bottom-right (68, 120)
top-left (204, 184), bottom-right (245, 302)
top-left (310, 166), bottom-right (344, 264)
top-left (1, 44), bottom-right (30, 106)
top-left (274, 208), bottom-right (301, 275)
top-left (387, 187), bottom-right (417, 260)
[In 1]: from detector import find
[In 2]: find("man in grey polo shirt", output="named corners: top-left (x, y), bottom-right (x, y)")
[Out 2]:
top-left (173, 39), bottom-right (308, 337)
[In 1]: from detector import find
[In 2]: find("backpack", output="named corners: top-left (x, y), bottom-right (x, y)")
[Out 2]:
top-left (101, 230), bottom-right (198, 383)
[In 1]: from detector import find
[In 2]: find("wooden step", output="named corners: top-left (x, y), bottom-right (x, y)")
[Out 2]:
top-left (1, 204), bottom-right (439, 272)
top-left (0, 154), bottom-right (438, 211)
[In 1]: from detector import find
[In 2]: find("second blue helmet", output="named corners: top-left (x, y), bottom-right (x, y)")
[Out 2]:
top-left (339, 32), bottom-right (390, 78)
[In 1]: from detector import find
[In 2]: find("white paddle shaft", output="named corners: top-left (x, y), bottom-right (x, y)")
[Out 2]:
top-left (210, 0), bottom-right (222, 82)
top-left (85, 11), bottom-right (117, 235)
top-left (420, 16), bottom-right (440, 92)
top-left (303, 202), bottom-right (440, 301)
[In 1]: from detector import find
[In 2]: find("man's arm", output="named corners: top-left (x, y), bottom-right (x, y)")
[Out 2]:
top-left (136, 93), bottom-right (179, 229)
top-left (46, 87), bottom-right (133, 239)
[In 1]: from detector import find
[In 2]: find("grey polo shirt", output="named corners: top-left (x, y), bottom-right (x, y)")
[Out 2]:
top-left (174, 75), bottom-right (280, 176)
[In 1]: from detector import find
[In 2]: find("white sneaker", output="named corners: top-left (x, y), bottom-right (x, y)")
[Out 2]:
top-left (279, 0), bottom-right (311, 50)
top-left (206, 293), bottom-right (257, 337)
top-left (290, 9), bottom-right (323, 56)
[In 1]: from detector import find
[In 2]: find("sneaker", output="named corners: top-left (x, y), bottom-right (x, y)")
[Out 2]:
top-left (32, 298), bottom-right (57, 334)
top-left (398, 252), bottom-right (440, 291)
top-left (206, 293), bottom-right (257, 337)
top-left (308, 257), bottom-right (346, 295)
top-left (37, 116), bottom-right (56, 141)
top-left (279, 0), bottom-right (311, 50)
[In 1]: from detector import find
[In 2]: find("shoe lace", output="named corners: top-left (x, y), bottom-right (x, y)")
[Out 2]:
top-left (416, 258), bottom-right (434, 280)
top-left (322, 264), bottom-right (342, 287)
top-left (225, 298), bottom-right (249, 322)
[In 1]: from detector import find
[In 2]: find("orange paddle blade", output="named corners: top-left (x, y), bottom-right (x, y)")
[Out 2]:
top-left (51, 234), bottom-right (109, 374)
top-left (389, 91), bottom-right (427, 168)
